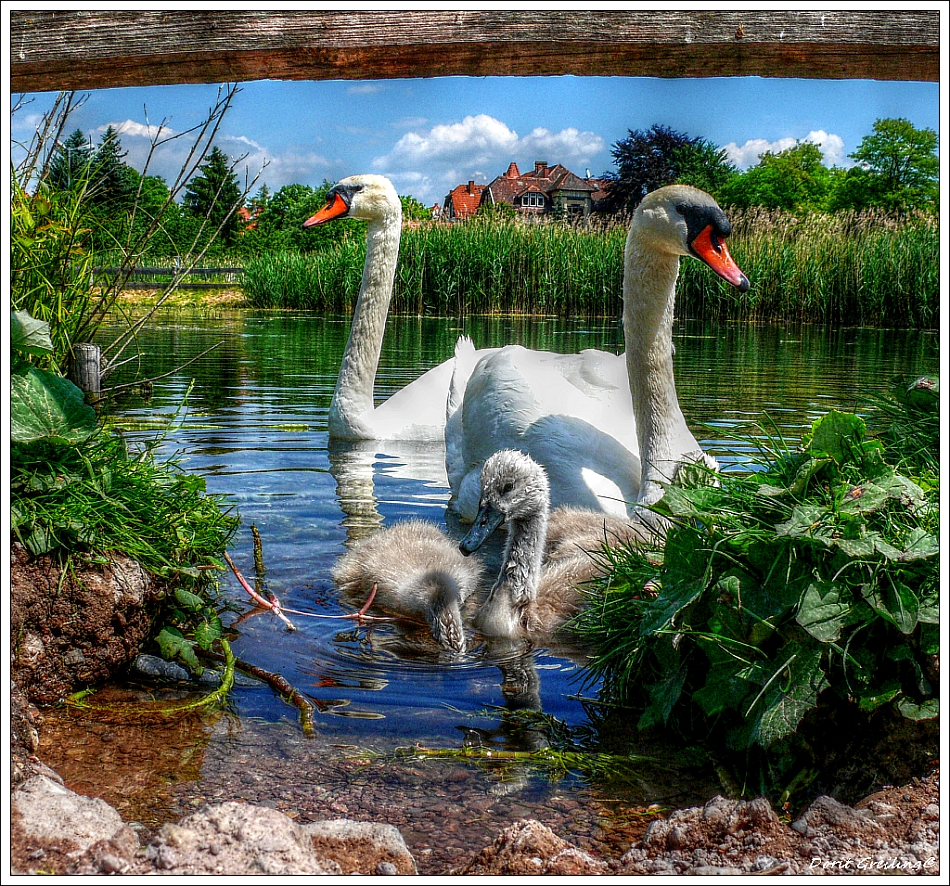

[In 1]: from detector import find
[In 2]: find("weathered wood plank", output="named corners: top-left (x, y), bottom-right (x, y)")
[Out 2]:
top-left (10, 10), bottom-right (939, 92)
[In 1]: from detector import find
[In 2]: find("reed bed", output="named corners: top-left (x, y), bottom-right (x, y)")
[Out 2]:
top-left (242, 209), bottom-right (937, 328)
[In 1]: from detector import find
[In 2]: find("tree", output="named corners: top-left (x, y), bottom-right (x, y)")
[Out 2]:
top-left (183, 146), bottom-right (244, 245)
top-left (400, 194), bottom-right (432, 222)
top-left (832, 118), bottom-right (938, 212)
top-left (719, 142), bottom-right (832, 211)
top-left (89, 125), bottom-right (136, 212)
top-left (600, 124), bottom-right (736, 214)
top-left (47, 129), bottom-right (94, 191)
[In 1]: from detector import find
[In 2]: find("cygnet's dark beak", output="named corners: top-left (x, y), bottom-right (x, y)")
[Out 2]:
top-left (459, 502), bottom-right (505, 555)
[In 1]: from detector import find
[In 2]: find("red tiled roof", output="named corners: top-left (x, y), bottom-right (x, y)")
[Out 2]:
top-left (445, 180), bottom-right (485, 219)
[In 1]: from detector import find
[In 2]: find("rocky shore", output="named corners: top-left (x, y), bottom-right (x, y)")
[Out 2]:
top-left (9, 544), bottom-right (941, 876)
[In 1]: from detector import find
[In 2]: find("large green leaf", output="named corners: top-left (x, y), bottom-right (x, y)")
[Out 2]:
top-left (638, 643), bottom-right (685, 728)
top-left (898, 528), bottom-right (938, 562)
top-left (10, 365), bottom-right (98, 444)
top-left (806, 410), bottom-right (866, 463)
top-left (796, 581), bottom-right (851, 642)
top-left (862, 579), bottom-right (919, 634)
top-left (897, 697), bottom-right (939, 721)
top-left (748, 643), bottom-right (829, 747)
top-left (11, 309), bottom-right (54, 357)
top-left (639, 577), bottom-right (705, 637)
top-left (838, 482), bottom-right (888, 515)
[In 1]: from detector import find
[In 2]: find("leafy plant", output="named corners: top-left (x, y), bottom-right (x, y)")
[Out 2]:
top-left (577, 390), bottom-right (938, 778)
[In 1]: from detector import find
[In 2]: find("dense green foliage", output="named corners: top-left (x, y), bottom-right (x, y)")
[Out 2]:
top-left (11, 90), bottom-right (244, 673)
top-left (183, 146), bottom-right (245, 246)
top-left (242, 209), bottom-right (938, 328)
top-left (719, 143), bottom-right (832, 212)
top-left (10, 308), bottom-right (238, 671)
top-left (600, 124), bottom-right (736, 214)
top-left (575, 380), bottom-right (939, 795)
top-left (600, 117), bottom-right (937, 216)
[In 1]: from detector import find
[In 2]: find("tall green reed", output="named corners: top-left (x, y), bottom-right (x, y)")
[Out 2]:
top-left (242, 210), bottom-right (937, 328)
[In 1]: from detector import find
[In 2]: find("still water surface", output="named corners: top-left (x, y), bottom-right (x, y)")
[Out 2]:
top-left (49, 310), bottom-right (938, 858)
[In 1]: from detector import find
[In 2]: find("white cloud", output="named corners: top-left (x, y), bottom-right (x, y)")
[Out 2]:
top-left (372, 114), bottom-right (605, 205)
top-left (101, 119), bottom-right (172, 140)
top-left (347, 83), bottom-right (384, 95)
top-left (723, 130), bottom-right (847, 169)
top-left (85, 119), bottom-right (329, 197)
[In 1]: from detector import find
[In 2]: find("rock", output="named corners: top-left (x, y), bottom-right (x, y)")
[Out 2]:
top-left (10, 543), bottom-right (161, 705)
top-left (451, 819), bottom-right (609, 875)
top-left (301, 819), bottom-right (418, 875)
top-left (12, 774), bottom-right (141, 874)
top-left (144, 802), bottom-right (342, 875)
top-left (791, 794), bottom-right (885, 840)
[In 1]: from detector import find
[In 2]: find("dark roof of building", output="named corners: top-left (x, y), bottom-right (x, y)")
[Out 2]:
top-left (481, 161), bottom-right (596, 207)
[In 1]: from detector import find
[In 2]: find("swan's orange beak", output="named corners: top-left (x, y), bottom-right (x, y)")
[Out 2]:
top-left (303, 192), bottom-right (350, 227)
top-left (691, 225), bottom-right (750, 292)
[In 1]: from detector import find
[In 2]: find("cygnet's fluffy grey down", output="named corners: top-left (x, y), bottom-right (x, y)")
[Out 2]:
top-left (459, 449), bottom-right (652, 640)
top-left (332, 519), bottom-right (484, 653)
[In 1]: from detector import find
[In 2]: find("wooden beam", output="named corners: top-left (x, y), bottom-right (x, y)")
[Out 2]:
top-left (10, 9), bottom-right (939, 93)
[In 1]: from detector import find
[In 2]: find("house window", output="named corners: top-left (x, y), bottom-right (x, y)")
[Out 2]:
top-left (521, 193), bottom-right (544, 208)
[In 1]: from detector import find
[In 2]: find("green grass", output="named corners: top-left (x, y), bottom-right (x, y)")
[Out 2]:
top-left (240, 210), bottom-right (937, 327)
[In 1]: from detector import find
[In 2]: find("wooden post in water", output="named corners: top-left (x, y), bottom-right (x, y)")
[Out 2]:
top-left (71, 343), bottom-right (102, 397)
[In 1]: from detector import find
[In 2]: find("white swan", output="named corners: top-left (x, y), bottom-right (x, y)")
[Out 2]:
top-left (446, 185), bottom-right (750, 520)
top-left (459, 449), bottom-right (651, 640)
top-left (304, 174), bottom-right (494, 441)
top-left (332, 519), bottom-right (485, 653)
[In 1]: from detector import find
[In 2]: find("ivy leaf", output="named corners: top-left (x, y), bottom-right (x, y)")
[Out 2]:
top-left (796, 581), bottom-right (851, 642)
top-left (748, 643), bottom-right (829, 747)
top-left (897, 697), bottom-right (939, 721)
top-left (174, 587), bottom-right (205, 612)
top-left (195, 615), bottom-right (223, 650)
top-left (156, 626), bottom-right (200, 672)
top-left (856, 682), bottom-right (902, 712)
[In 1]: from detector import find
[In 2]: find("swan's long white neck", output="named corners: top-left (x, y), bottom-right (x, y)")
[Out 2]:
top-left (328, 203), bottom-right (402, 439)
top-left (622, 232), bottom-right (691, 506)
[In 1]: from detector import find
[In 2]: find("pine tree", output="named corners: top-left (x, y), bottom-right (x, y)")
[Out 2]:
top-left (47, 129), bottom-right (94, 191)
top-left (183, 146), bottom-right (243, 244)
top-left (89, 125), bottom-right (136, 211)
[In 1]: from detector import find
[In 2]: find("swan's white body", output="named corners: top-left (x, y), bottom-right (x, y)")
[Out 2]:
top-left (333, 519), bottom-right (484, 653)
top-left (305, 175), bottom-right (494, 441)
top-left (460, 450), bottom-right (652, 640)
top-left (447, 185), bottom-right (749, 520)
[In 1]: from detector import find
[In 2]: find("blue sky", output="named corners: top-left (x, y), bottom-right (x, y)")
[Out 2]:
top-left (9, 74), bottom-right (940, 208)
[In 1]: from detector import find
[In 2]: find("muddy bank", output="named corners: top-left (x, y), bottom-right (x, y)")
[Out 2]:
top-left (8, 543), bottom-right (941, 875)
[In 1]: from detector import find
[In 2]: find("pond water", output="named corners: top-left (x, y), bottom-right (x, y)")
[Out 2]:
top-left (40, 310), bottom-right (938, 869)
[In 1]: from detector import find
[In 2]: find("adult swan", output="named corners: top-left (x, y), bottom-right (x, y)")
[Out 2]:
top-left (304, 174), bottom-right (492, 441)
top-left (446, 185), bottom-right (750, 521)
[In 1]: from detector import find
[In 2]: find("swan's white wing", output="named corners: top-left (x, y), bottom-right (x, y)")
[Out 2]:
top-left (448, 345), bottom-right (641, 520)
top-left (366, 358), bottom-right (457, 441)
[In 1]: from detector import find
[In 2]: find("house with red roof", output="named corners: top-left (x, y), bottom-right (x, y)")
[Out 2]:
top-left (480, 161), bottom-right (599, 219)
top-left (441, 180), bottom-right (485, 222)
